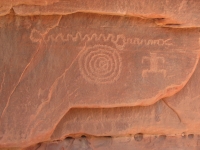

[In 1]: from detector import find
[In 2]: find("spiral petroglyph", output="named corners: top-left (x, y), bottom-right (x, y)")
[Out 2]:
top-left (79, 45), bottom-right (122, 84)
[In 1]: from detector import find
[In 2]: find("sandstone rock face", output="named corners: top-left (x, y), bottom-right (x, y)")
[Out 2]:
top-left (165, 58), bottom-right (200, 131)
top-left (51, 101), bottom-right (183, 140)
top-left (24, 135), bottom-right (200, 150)
top-left (1, 0), bottom-right (200, 28)
top-left (0, 0), bottom-right (59, 16)
top-left (0, 1), bottom-right (200, 149)
top-left (0, 13), bottom-right (199, 148)
top-left (51, 61), bottom-right (200, 141)
top-left (8, 0), bottom-right (200, 28)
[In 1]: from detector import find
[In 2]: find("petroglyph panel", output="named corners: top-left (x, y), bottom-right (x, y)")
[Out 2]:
top-left (0, 13), bottom-right (199, 147)
top-left (50, 62), bottom-right (200, 144)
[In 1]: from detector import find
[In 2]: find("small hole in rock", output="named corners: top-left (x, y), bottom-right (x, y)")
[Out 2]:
top-left (81, 135), bottom-right (87, 138)
top-left (134, 133), bottom-right (143, 141)
top-left (159, 135), bottom-right (166, 140)
top-left (188, 134), bottom-right (194, 139)
top-left (105, 136), bottom-right (112, 138)
top-left (65, 136), bottom-right (73, 139)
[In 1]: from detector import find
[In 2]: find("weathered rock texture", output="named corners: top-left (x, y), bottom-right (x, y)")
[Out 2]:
top-left (1, 0), bottom-right (200, 28)
top-left (1, 0), bottom-right (200, 149)
top-left (23, 135), bottom-right (200, 150)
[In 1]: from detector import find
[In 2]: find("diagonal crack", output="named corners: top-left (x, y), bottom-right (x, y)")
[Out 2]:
top-left (0, 15), bottom-right (62, 120)
top-left (27, 43), bottom-right (87, 135)
top-left (0, 72), bottom-right (5, 94)
top-left (0, 41), bottom-right (43, 119)
top-left (162, 99), bottom-right (181, 122)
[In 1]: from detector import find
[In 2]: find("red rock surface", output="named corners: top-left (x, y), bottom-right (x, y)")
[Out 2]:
top-left (0, 0), bottom-right (59, 16)
top-left (51, 101), bottom-right (183, 140)
top-left (0, 0), bottom-right (200, 149)
top-left (0, 0), bottom-right (200, 27)
top-left (165, 57), bottom-right (200, 132)
top-left (7, 0), bottom-right (200, 28)
top-left (51, 61), bottom-right (200, 141)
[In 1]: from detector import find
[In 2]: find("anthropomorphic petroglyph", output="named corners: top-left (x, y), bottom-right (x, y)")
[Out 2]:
top-left (142, 53), bottom-right (166, 78)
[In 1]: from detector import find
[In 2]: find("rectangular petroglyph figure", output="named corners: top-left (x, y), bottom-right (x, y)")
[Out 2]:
top-left (142, 53), bottom-right (166, 78)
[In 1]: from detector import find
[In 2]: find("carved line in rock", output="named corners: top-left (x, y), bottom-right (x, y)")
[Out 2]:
top-left (79, 45), bottom-right (122, 84)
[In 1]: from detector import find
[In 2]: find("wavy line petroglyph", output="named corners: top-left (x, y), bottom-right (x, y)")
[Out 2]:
top-left (45, 32), bottom-right (127, 50)
top-left (45, 32), bottom-right (172, 49)
top-left (30, 29), bottom-right (172, 50)
top-left (79, 45), bottom-right (122, 84)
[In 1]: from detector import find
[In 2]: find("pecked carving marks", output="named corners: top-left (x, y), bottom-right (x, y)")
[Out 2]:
top-left (142, 53), bottom-right (166, 78)
top-left (44, 32), bottom-right (173, 50)
top-left (79, 45), bottom-right (122, 84)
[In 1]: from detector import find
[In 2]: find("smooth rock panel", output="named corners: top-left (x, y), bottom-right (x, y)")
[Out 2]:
top-left (0, 0), bottom-right (59, 16)
top-left (164, 53), bottom-right (200, 132)
top-left (51, 100), bottom-right (183, 140)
